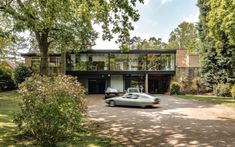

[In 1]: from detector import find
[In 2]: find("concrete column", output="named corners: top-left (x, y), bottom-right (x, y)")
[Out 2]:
top-left (145, 74), bottom-right (148, 93)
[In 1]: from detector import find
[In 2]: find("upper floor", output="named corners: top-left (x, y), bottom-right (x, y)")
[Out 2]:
top-left (22, 49), bottom-right (200, 75)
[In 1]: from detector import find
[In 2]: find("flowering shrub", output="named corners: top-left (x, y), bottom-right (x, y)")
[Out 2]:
top-left (14, 75), bottom-right (87, 146)
top-left (170, 82), bottom-right (181, 95)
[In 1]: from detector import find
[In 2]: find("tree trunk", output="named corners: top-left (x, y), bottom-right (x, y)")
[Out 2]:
top-left (35, 30), bottom-right (49, 76)
top-left (40, 47), bottom-right (48, 75)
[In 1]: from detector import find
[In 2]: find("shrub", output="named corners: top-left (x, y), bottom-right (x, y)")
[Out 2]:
top-left (170, 82), bottom-right (181, 95)
top-left (214, 83), bottom-right (231, 97)
top-left (0, 68), bottom-right (15, 91)
top-left (14, 75), bottom-right (87, 146)
top-left (231, 85), bottom-right (235, 99)
top-left (191, 77), bottom-right (205, 94)
top-left (178, 76), bottom-right (189, 93)
top-left (14, 64), bottom-right (32, 85)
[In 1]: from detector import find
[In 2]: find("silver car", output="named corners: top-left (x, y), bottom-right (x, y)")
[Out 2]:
top-left (105, 93), bottom-right (160, 108)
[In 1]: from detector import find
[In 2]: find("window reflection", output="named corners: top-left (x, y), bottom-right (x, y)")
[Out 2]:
top-left (110, 54), bottom-right (128, 70)
top-left (67, 53), bottom-right (175, 71)
top-left (128, 54), bottom-right (146, 71)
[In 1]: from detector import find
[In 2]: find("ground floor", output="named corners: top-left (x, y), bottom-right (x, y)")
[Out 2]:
top-left (70, 74), bottom-right (172, 94)
top-left (87, 94), bottom-right (235, 147)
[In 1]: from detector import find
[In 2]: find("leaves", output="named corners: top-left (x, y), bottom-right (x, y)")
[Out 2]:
top-left (167, 21), bottom-right (202, 54)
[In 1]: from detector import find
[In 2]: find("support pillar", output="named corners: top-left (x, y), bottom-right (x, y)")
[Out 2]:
top-left (145, 74), bottom-right (148, 93)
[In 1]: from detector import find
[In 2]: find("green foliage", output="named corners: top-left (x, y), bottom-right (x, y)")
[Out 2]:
top-left (197, 0), bottom-right (235, 90)
top-left (14, 64), bottom-right (32, 85)
top-left (167, 21), bottom-right (202, 53)
top-left (128, 36), bottom-right (166, 49)
top-left (178, 76), bottom-right (189, 93)
top-left (214, 83), bottom-right (231, 97)
top-left (231, 85), bottom-right (235, 99)
top-left (170, 82), bottom-right (181, 95)
top-left (14, 75), bottom-right (87, 146)
top-left (0, 68), bottom-right (15, 91)
top-left (191, 77), bottom-right (204, 94)
top-left (200, 47), bottom-right (219, 91)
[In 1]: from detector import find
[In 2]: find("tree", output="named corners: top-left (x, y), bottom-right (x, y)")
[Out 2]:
top-left (128, 36), bottom-right (166, 49)
top-left (198, 0), bottom-right (235, 90)
top-left (206, 0), bottom-right (235, 84)
top-left (0, 0), bottom-right (144, 75)
top-left (197, 0), bottom-right (218, 91)
top-left (167, 21), bottom-right (202, 53)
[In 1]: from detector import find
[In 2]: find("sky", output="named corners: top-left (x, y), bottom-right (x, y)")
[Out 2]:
top-left (93, 0), bottom-right (199, 49)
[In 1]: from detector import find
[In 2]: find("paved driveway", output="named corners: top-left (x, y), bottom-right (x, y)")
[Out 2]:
top-left (87, 95), bottom-right (235, 147)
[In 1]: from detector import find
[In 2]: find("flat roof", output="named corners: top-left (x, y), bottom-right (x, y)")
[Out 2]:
top-left (21, 49), bottom-right (176, 57)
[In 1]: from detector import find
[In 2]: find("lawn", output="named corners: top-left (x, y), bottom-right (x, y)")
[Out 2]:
top-left (177, 94), bottom-right (235, 109)
top-left (0, 91), bottom-right (121, 147)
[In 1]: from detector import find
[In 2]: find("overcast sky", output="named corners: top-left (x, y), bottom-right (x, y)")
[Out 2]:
top-left (93, 0), bottom-right (199, 49)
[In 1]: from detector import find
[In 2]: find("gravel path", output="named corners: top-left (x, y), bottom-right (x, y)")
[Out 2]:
top-left (87, 94), bottom-right (235, 147)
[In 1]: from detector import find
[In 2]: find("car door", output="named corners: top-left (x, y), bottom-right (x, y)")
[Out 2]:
top-left (126, 94), bottom-right (140, 106)
top-left (117, 94), bottom-right (132, 106)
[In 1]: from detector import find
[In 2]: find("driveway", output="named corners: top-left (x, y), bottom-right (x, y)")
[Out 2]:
top-left (87, 95), bottom-right (235, 147)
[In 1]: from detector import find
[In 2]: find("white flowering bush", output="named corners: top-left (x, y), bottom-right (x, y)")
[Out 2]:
top-left (14, 74), bottom-right (87, 146)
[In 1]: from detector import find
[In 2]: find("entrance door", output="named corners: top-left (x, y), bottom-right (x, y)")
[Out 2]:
top-left (88, 79), bottom-right (106, 94)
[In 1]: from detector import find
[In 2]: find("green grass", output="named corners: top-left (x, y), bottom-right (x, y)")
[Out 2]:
top-left (177, 94), bottom-right (235, 109)
top-left (0, 91), bottom-right (121, 147)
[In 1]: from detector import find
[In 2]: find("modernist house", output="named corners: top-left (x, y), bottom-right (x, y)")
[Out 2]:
top-left (22, 49), bottom-right (199, 94)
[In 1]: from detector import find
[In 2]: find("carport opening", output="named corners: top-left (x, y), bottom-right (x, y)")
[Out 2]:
top-left (88, 79), bottom-right (106, 94)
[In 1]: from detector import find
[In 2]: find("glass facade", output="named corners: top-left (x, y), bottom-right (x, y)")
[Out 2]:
top-left (67, 53), bottom-right (175, 71)
top-left (30, 56), bottom-right (61, 75)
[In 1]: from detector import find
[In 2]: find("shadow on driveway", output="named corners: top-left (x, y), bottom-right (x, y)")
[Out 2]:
top-left (87, 94), bottom-right (235, 147)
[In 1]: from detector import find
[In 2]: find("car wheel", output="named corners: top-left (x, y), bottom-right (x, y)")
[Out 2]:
top-left (109, 101), bottom-right (116, 107)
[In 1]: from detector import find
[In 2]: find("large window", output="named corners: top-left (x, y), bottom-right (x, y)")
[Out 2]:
top-left (128, 54), bottom-right (146, 71)
top-left (67, 54), bottom-right (109, 71)
top-left (87, 54), bottom-right (109, 71)
top-left (110, 54), bottom-right (128, 71)
top-left (66, 52), bottom-right (175, 71)
top-left (147, 54), bottom-right (175, 71)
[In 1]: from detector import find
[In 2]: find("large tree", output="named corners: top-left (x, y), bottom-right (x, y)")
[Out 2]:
top-left (167, 21), bottom-right (202, 53)
top-left (0, 0), bottom-right (144, 75)
top-left (206, 0), bottom-right (235, 84)
top-left (198, 0), bottom-right (235, 90)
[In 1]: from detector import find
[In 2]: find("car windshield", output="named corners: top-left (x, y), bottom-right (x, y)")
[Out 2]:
top-left (106, 87), bottom-right (118, 92)
top-left (128, 88), bottom-right (139, 92)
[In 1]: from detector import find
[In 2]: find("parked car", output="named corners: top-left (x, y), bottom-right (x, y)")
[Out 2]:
top-left (126, 87), bottom-right (140, 93)
top-left (105, 93), bottom-right (160, 108)
top-left (105, 87), bottom-right (120, 98)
